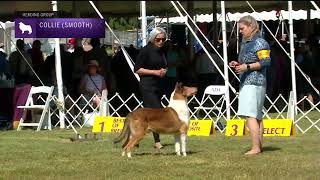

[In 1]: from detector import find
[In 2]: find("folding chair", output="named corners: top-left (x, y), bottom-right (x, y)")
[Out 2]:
top-left (194, 85), bottom-right (227, 131)
top-left (17, 86), bottom-right (54, 131)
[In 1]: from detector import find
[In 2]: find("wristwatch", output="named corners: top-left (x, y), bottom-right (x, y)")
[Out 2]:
top-left (246, 64), bottom-right (250, 70)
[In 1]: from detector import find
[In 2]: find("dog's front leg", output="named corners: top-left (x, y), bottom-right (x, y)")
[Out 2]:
top-left (181, 134), bottom-right (187, 156)
top-left (174, 134), bottom-right (181, 156)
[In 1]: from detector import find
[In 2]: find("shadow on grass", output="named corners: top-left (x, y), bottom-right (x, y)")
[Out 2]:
top-left (161, 143), bottom-right (174, 147)
top-left (262, 146), bottom-right (281, 152)
top-left (134, 151), bottom-right (200, 156)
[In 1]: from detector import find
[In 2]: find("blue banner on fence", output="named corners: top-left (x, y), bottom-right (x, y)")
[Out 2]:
top-left (14, 18), bottom-right (105, 38)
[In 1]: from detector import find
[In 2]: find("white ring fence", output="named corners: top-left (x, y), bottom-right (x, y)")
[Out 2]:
top-left (41, 92), bottom-right (320, 134)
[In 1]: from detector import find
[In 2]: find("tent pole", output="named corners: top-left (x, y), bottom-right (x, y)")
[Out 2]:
top-left (236, 20), bottom-right (239, 54)
top-left (141, 1), bottom-right (147, 47)
top-left (166, 12), bottom-right (169, 39)
top-left (136, 19), bottom-right (139, 48)
top-left (51, 1), bottom-right (65, 129)
top-left (89, 1), bottom-right (140, 81)
top-left (212, 1), bottom-right (218, 47)
top-left (221, 1), bottom-right (231, 119)
top-left (3, 25), bottom-right (7, 54)
top-left (172, 1), bottom-right (237, 93)
top-left (246, 1), bottom-right (319, 96)
top-left (288, 1), bottom-right (297, 117)
top-left (187, 1), bottom-right (194, 60)
top-left (311, 1), bottom-right (320, 11)
top-left (175, 1), bottom-right (240, 85)
top-left (281, 14), bottom-right (284, 37)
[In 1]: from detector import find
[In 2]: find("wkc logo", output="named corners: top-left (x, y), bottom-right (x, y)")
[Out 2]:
top-left (15, 18), bottom-right (105, 38)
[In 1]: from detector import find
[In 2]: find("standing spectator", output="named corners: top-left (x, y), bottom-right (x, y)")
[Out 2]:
top-left (267, 39), bottom-right (287, 100)
top-left (9, 39), bottom-right (33, 85)
top-left (0, 43), bottom-right (10, 78)
top-left (295, 43), bottom-right (314, 110)
top-left (71, 45), bottom-right (87, 98)
top-left (127, 44), bottom-right (138, 63)
top-left (134, 27), bottom-right (167, 150)
top-left (195, 43), bottom-right (224, 99)
top-left (27, 40), bottom-right (44, 85)
top-left (66, 38), bottom-right (76, 53)
top-left (229, 15), bottom-right (271, 155)
top-left (44, 44), bottom-right (73, 95)
top-left (163, 40), bottom-right (181, 97)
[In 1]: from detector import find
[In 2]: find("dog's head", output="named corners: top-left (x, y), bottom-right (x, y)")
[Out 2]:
top-left (172, 82), bottom-right (197, 100)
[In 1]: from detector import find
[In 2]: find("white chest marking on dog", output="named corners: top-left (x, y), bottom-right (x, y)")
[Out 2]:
top-left (168, 91), bottom-right (190, 124)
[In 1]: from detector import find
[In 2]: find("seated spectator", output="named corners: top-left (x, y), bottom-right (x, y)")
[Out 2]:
top-left (79, 60), bottom-right (107, 108)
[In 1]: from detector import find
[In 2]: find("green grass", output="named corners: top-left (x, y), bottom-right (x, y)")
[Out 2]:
top-left (0, 128), bottom-right (319, 180)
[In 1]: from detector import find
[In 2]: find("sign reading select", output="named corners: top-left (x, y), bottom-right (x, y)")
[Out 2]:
top-left (15, 18), bottom-right (105, 38)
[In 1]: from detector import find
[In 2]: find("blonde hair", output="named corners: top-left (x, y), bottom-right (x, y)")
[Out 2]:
top-left (239, 15), bottom-right (260, 40)
top-left (148, 27), bottom-right (166, 44)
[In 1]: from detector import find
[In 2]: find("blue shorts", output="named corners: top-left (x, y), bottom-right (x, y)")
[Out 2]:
top-left (238, 85), bottom-right (266, 120)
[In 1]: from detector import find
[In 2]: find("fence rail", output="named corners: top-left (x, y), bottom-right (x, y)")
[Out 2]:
top-left (43, 92), bottom-right (320, 134)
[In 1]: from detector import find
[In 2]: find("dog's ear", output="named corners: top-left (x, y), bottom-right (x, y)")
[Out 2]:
top-left (176, 82), bottom-right (183, 89)
top-left (175, 82), bottom-right (182, 89)
top-left (175, 82), bottom-right (179, 89)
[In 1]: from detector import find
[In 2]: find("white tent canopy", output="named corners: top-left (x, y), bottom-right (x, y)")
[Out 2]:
top-left (155, 9), bottom-right (320, 23)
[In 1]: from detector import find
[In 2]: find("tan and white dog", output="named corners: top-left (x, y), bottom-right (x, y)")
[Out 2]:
top-left (113, 83), bottom-right (197, 158)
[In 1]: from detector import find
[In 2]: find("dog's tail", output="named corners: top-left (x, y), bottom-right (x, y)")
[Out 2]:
top-left (112, 117), bottom-right (130, 145)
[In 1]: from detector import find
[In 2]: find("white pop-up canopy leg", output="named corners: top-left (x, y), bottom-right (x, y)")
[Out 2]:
top-left (51, 1), bottom-right (65, 129)
top-left (141, 1), bottom-right (147, 47)
top-left (221, 1), bottom-right (231, 120)
top-left (288, 1), bottom-right (297, 117)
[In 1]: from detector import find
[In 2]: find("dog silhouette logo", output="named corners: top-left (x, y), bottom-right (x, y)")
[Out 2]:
top-left (18, 22), bottom-right (33, 34)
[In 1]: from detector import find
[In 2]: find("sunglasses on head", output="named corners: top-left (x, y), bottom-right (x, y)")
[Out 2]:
top-left (155, 38), bottom-right (166, 42)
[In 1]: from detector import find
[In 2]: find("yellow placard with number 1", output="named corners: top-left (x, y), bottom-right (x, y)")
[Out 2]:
top-left (92, 116), bottom-right (125, 133)
top-left (225, 119), bottom-right (246, 136)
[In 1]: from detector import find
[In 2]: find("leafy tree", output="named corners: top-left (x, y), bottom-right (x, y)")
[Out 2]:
top-left (107, 17), bottom-right (138, 31)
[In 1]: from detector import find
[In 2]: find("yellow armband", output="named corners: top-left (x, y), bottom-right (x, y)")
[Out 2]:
top-left (256, 49), bottom-right (270, 61)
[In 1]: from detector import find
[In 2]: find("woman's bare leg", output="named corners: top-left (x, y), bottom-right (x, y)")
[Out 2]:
top-left (245, 117), bottom-right (262, 155)
top-left (258, 120), bottom-right (263, 151)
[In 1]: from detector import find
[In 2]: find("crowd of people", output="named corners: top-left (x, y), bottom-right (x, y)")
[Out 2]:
top-left (0, 18), bottom-right (319, 113)
top-left (0, 23), bottom-right (319, 111)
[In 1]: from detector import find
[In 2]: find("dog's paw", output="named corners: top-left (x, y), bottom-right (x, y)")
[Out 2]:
top-left (182, 153), bottom-right (187, 157)
top-left (176, 152), bottom-right (181, 156)
top-left (127, 152), bottom-right (132, 158)
top-left (121, 151), bottom-right (126, 157)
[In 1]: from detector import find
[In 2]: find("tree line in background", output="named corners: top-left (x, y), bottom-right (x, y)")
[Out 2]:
top-left (107, 17), bottom-right (138, 31)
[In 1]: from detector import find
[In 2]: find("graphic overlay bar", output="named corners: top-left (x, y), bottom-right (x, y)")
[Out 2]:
top-left (15, 11), bottom-right (59, 18)
top-left (15, 18), bottom-right (105, 38)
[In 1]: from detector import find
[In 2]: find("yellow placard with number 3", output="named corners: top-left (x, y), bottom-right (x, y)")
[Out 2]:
top-left (225, 119), bottom-right (246, 136)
